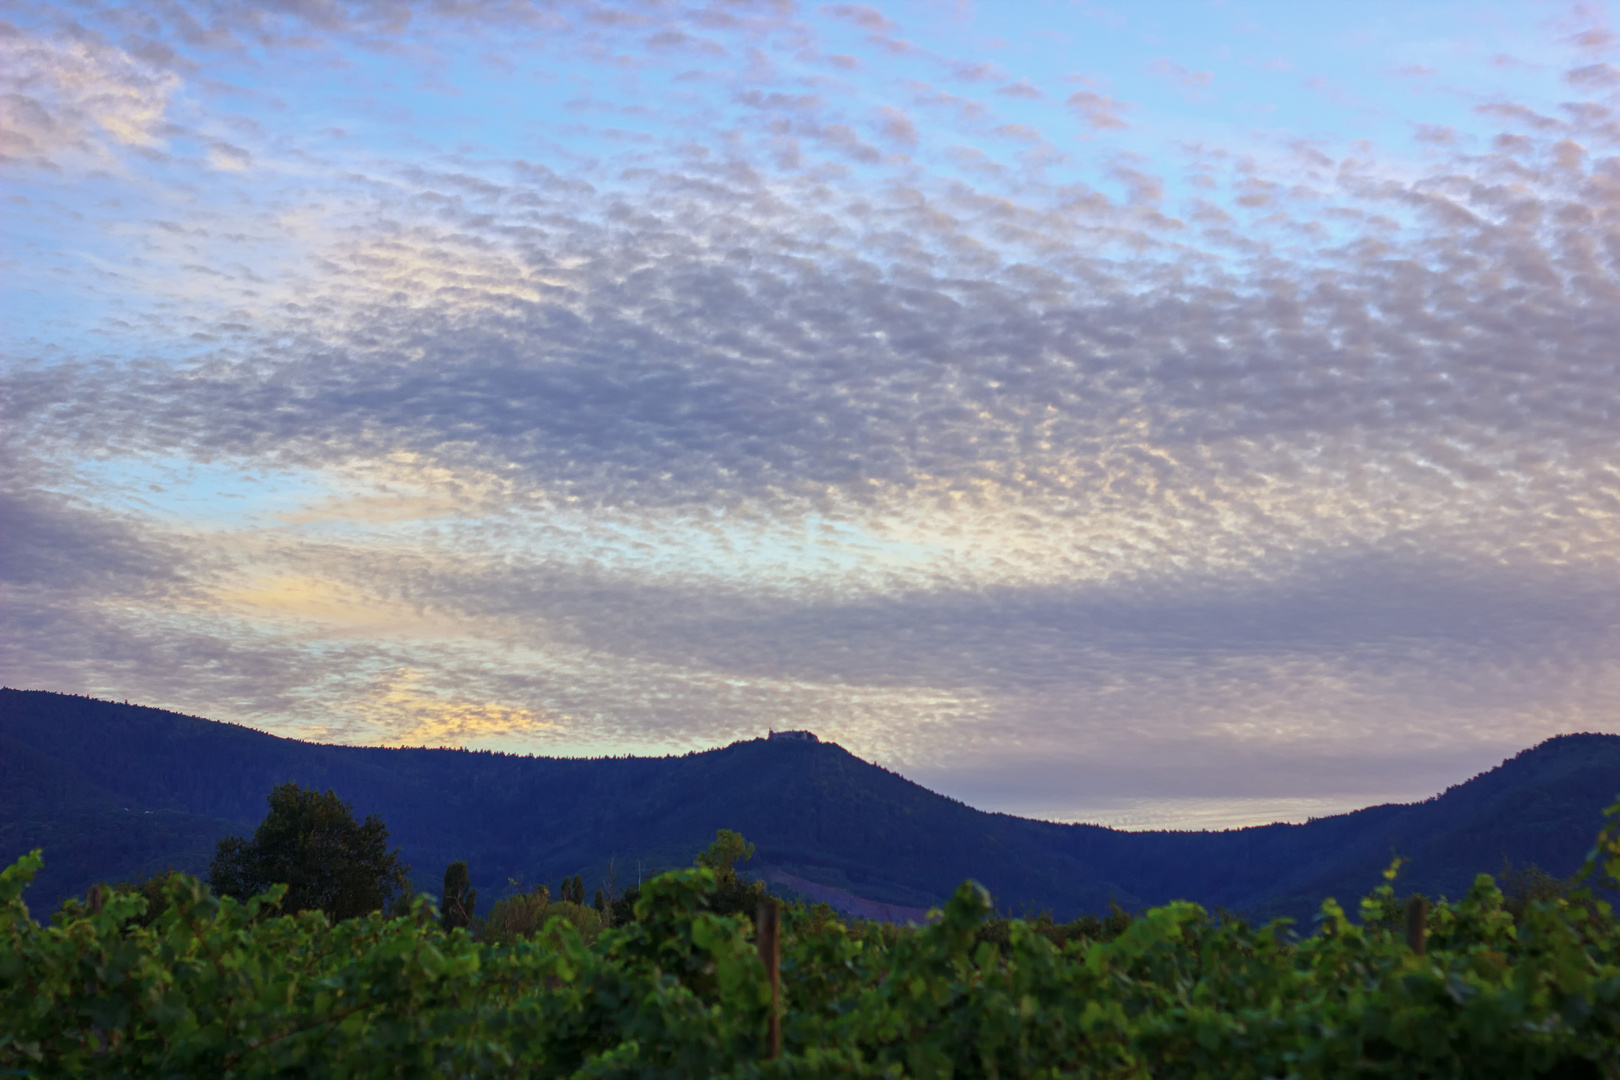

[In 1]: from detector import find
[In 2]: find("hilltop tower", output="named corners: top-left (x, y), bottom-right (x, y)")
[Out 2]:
top-left (767, 729), bottom-right (819, 743)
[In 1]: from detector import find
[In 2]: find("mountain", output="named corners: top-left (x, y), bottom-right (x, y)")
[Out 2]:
top-left (3, 688), bottom-right (1617, 922)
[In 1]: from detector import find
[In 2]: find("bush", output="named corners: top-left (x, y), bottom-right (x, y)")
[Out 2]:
top-left (482, 884), bottom-right (604, 947)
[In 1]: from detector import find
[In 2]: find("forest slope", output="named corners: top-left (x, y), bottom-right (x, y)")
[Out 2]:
top-left (3, 688), bottom-right (1616, 920)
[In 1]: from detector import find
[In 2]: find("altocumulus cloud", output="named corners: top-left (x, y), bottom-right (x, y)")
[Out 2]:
top-left (4, 0), bottom-right (1620, 826)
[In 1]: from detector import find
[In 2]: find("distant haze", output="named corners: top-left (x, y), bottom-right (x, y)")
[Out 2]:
top-left (4, 1), bottom-right (1620, 828)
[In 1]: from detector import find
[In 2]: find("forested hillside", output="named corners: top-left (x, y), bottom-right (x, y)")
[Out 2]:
top-left (3, 688), bottom-right (1618, 920)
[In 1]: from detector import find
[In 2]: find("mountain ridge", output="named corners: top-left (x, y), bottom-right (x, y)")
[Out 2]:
top-left (3, 688), bottom-right (1617, 922)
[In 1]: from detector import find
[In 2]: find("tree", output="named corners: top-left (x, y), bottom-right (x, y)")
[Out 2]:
top-left (440, 860), bottom-right (477, 932)
top-left (209, 783), bottom-right (410, 921)
top-left (695, 829), bottom-right (769, 917)
top-left (696, 829), bottom-right (753, 880)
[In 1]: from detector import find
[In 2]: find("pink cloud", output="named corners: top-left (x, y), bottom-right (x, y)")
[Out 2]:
top-left (1551, 138), bottom-right (1587, 171)
top-left (1414, 124), bottom-right (1459, 146)
top-left (1066, 89), bottom-right (1128, 131)
top-left (1109, 161), bottom-right (1163, 206)
top-left (906, 81), bottom-right (987, 121)
top-left (996, 79), bottom-right (1043, 100)
top-left (823, 4), bottom-right (898, 33)
top-left (1569, 27), bottom-right (1616, 53)
top-left (1567, 63), bottom-right (1620, 90)
top-left (950, 59), bottom-right (1008, 84)
top-left (992, 123), bottom-right (1043, 144)
top-left (1476, 103), bottom-right (1566, 132)
top-left (1490, 53), bottom-right (1538, 70)
top-left (874, 106), bottom-right (918, 149)
top-left (1148, 58), bottom-right (1212, 89)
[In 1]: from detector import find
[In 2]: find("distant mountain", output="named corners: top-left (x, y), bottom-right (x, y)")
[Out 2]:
top-left (3, 688), bottom-right (1617, 922)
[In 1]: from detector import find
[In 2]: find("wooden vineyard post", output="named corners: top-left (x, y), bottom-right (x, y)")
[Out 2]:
top-left (87, 883), bottom-right (105, 1055)
top-left (758, 898), bottom-right (781, 1060)
top-left (1405, 896), bottom-right (1427, 956)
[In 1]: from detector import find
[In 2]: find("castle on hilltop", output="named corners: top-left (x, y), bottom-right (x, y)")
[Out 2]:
top-left (767, 729), bottom-right (819, 743)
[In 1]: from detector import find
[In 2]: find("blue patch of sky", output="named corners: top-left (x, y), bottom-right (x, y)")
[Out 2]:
top-left (2, 179), bottom-right (172, 359)
top-left (63, 453), bottom-right (939, 587)
top-left (583, 510), bottom-right (943, 585)
top-left (65, 456), bottom-right (335, 530)
top-left (869, 1), bottom-right (1575, 209)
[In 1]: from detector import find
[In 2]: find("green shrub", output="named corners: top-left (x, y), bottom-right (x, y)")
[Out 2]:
top-left (482, 885), bottom-right (604, 947)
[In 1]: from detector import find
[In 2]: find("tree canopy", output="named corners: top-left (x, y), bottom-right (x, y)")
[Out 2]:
top-left (209, 782), bottom-right (409, 921)
top-left (696, 828), bottom-right (769, 917)
top-left (440, 860), bottom-right (477, 932)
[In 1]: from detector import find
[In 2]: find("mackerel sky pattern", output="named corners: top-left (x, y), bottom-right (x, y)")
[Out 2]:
top-left (4, 0), bottom-right (1620, 828)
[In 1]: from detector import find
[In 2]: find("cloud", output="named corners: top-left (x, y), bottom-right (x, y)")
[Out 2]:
top-left (995, 79), bottom-right (1042, 100)
top-left (1568, 62), bottom-right (1620, 90)
top-left (7, 0), bottom-right (1620, 825)
top-left (0, 487), bottom-right (188, 598)
top-left (206, 139), bottom-right (251, 170)
top-left (906, 81), bottom-right (987, 122)
top-left (0, 27), bottom-right (180, 168)
top-left (356, 668), bottom-right (562, 746)
top-left (1413, 123), bottom-right (1459, 146)
top-left (949, 60), bottom-right (1007, 84)
top-left (1065, 89), bottom-right (1129, 130)
top-left (1490, 53), bottom-right (1539, 70)
top-left (1148, 58), bottom-right (1212, 90)
top-left (873, 105), bottom-right (918, 148)
top-left (1476, 102), bottom-right (1566, 131)
top-left (824, 4), bottom-right (898, 34)
top-left (1567, 27), bottom-right (1616, 54)
top-left (16, 98), bottom-right (1620, 542)
top-left (1108, 160), bottom-right (1162, 206)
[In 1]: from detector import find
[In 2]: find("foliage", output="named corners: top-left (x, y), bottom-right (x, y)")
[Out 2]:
top-left (482, 882), bottom-right (550, 944)
top-left (695, 828), bottom-right (770, 919)
top-left (440, 861), bottom-right (476, 933)
top-left (696, 829), bottom-right (754, 879)
top-left (6, 804), bottom-right (1620, 1077)
top-left (606, 885), bottom-right (641, 928)
top-left (973, 900), bottom-right (1136, 951)
top-left (1499, 860), bottom-right (1580, 923)
top-left (208, 783), bottom-right (410, 922)
top-left (482, 883), bottom-right (605, 948)
top-left (54, 870), bottom-right (191, 931)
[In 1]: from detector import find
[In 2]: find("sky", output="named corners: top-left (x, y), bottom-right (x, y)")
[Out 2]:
top-left (5, 0), bottom-right (1620, 830)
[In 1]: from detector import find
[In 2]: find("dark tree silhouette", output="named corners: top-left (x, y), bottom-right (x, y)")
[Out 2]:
top-left (559, 874), bottom-right (585, 905)
top-left (209, 782), bottom-right (409, 921)
top-left (440, 860), bottom-right (477, 931)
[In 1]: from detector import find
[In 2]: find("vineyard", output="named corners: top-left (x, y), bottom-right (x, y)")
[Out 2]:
top-left (5, 807), bottom-right (1620, 1078)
